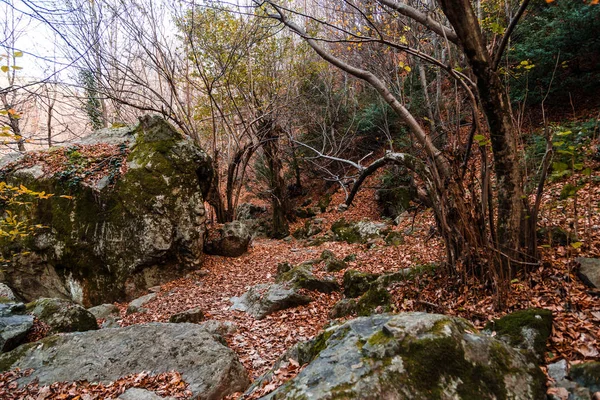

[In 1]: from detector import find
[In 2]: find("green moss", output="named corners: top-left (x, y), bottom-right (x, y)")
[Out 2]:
top-left (0, 342), bottom-right (36, 371)
top-left (317, 194), bottom-right (331, 213)
top-left (485, 308), bottom-right (553, 360)
top-left (355, 286), bottom-right (391, 316)
top-left (309, 328), bottom-right (336, 359)
top-left (367, 330), bottom-right (393, 346)
top-left (326, 259), bottom-right (347, 272)
top-left (400, 336), bottom-right (508, 400)
top-left (384, 231), bottom-right (404, 246)
top-left (343, 270), bottom-right (380, 298)
top-left (331, 218), bottom-right (362, 244)
top-left (0, 297), bottom-right (13, 304)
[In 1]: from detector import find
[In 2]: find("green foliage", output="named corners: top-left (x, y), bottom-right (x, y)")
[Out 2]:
top-left (509, 2), bottom-right (600, 104)
top-left (524, 118), bottom-right (598, 187)
top-left (0, 181), bottom-right (51, 265)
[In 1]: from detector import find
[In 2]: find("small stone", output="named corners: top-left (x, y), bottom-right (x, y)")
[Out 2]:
top-left (127, 293), bottom-right (157, 314)
top-left (548, 359), bottom-right (568, 383)
top-left (169, 307), bottom-right (205, 324)
top-left (0, 303), bottom-right (33, 352)
top-left (87, 303), bottom-right (120, 320)
top-left (30, 298), bottom-right (98, 333)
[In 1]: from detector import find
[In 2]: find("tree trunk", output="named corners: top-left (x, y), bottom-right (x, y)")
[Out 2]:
top-left (439, 0), bottom-right (533, 275)
top-left (261, 123), bottom-right (290, 239)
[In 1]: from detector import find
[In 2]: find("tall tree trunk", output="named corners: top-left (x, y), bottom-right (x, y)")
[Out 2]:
top-left (261, 124), bottom-right (290, 239)
top-left (439, 0), bottom-right (533, 275)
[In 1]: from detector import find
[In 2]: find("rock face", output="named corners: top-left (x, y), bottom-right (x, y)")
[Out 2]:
top-left (29, 298), bottom-right (98, 333)
top-left (252, 313), bottom-right (545, 400)
top-left (0, 116), bottom-right (213, 307)
top-left (577, 257), bottom-right (600, 288)
top-left (204, 221), bottom-right (251, 257)
top-left (230, 284), bottom-right (312, 319)
top-left (0, 303), bottom-right (33, 352)
top-left (0, 322), bottom-right (249, 399)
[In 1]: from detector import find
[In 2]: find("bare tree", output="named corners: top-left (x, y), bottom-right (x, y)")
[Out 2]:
top-left (255, 0), bottom-right (540, 290)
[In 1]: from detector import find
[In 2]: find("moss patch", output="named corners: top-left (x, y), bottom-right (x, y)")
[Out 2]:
top-left (485, 308), bottom-right (553, 361)
top-left (355, 286), bottom-right (391, 316)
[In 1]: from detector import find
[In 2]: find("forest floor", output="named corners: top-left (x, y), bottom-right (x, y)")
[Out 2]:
top-left (118, 156), bottom-right (600, 398)
top-left (3, 114), bottom-right (600, 399)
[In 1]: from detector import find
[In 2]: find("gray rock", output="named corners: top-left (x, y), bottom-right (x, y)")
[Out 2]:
top-left (0, 322), bottom-right (250, 399)
top-left (127, 293), bottom-right (157, 314)
top-left (118, 388), bottom-right (175, 400)
top-left (548, 359), bottom-right (569, 383)
top-left (577, 258), bottom-right (600, 288)
top-left (197, 320), bottom-right (237, 336)
top-left (87, 303), bottom-right (120, 319)
top-left (484, 308), bottom-right (553, 363)
top-left (101, 316), bottom-right (121, 328)
top-left (571, 362), bottom-right (600, 393)
top-left (251, 312), bottom-right (545, 400)
top-left (230, 284), bottom-right (312, 319)
top-left (276, 264), bottom-right (339, 293)
top-left (204, 220), bottom-right (251, 257)
top-left (0, 115), bottom-right (213, 307)
top-left (236, 203), bottom-right (266, 220)
top-left (0, 303), bottom-right (33, 352)
top-left (169, 307), bottom-right (205, 324)
top-left (0, 283), bottom-right (17, 301)
top-left (331, 218), bottom-right (390, 244)
top-left (328, 298), bottom-right (357, 319)
top-left (30, 298), bottom-right (98, 333)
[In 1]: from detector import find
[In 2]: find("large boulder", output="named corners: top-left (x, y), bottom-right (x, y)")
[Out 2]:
top-left (0, 303), bottom-right (33, 352)
top-left (230, 283), bottom-right (312, 319)
top-left (28, 298), bottom-right (98, 333)
top-left (0, 322), bottom-right (249, 399)
top-left (204, 221), bottom-right (251, 257)
top-left (250, 313), bottom-right (545, 399)
top-left (0, 116), bottom-right (213, 307)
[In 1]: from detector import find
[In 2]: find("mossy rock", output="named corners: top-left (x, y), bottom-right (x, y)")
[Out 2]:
top-left (276, 264), bottom-right (339, 293)
top-left (484, 308), bottom-right (553, 363)
top-left (295, 207), bottom-right (317, 219)
top-left (251, 313), bottom-right (546, 400)
top-left (537, 226), bottom-right (577, 246)
top-left (355, 286), bottom-right (392, 316)
top-left (343, 254), bottom-right (356, 262)
top-left (320, 250), bottom-right (335, 261)
top-left (328, 298), bottom-right (357, 319)
top-left (29, 298), bottom-right (98, 333)
top-left (0, 116), bottom-right (213, 307)
top-left (317, 194), bottom-right (331, 213)
top-left (384, 231), bottom-right (404, 246)
top-left (570, 361), bottom-right (600, 393)
top-left (343, 269), bottom-right (380, 298)
top-left (331, 218), bottom-right (362, 244)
